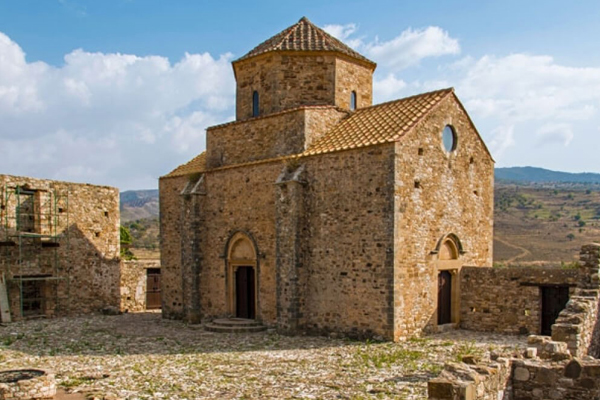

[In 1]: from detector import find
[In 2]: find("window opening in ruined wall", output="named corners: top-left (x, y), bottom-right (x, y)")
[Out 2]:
top-left (16, 190), bottom-right (36, 233)
top-left (350, 91), bottom-right (357, 111)
top-left (252, 91), bottom-right (259, 117)
top-left (21, 280), bottom-right (44, 316)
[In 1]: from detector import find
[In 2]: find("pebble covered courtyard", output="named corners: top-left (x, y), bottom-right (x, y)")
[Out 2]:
top-left (0, 313), bottom-right (526, 400)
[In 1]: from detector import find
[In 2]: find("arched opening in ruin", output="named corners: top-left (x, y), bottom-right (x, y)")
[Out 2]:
top-left (434, 234), bottom-right (463, 327)
top-left (226, 232), bottom-right (258, 319)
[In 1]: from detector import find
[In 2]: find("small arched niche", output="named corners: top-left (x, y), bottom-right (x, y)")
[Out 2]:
top-left (226, 232), bottom-right (258, 320)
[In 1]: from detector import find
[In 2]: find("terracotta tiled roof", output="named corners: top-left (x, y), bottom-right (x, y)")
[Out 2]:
top-left (164, 152), bottom-right (206, 178)
top-left (162, 88), bottom-right (484, 179)
top-left (303, 88), bottom-right (454, 156)
top-left (234, 17), bottom-right (376, 67)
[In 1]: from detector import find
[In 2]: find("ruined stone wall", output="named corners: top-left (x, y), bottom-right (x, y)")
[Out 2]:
top-left (334, 57), bottom-right (373, 110)
top-left (0, 174), bottom-right (120, 320)
top-left (120, 259), bottom-right (160, 312)
top-left (460, 266), bottom-right (580, 335)
top-left (428, 358), bottom-right (513, 400)
top-left (206, 107), bottom-right (347, 169)
top-left (301, 145), bottom-right (396, 339)
top-left (552, 243), bottom-right (600, 357)
top-left (512, 358), bottom-right (600, 400)
top-left (158, 174), bottom-right (187, 319)
top-left (393, 95), bottom-right (495, 340)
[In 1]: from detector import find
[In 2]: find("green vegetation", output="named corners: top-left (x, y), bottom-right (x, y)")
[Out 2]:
top-left (122, 217), bottom-right (160, 250)
top-left (120, 225), bottom-right (136, 260)
top-left (356, 344), bottom-right (423, 369)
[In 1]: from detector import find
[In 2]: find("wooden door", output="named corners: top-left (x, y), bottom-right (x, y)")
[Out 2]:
top-left (146, 268), bottom-right (161, 310)
top-left (235, 266), bottom-right (255, 319)
top-left (541, 286), bottom-right (569, 335)
top-left (438, 271), bottom-right (452, 325)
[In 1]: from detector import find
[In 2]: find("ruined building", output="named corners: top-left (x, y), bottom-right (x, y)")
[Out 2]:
top-left (160, 17), bottom-right (494, 341)
top-left (0, 174), bottom-right (120, 321)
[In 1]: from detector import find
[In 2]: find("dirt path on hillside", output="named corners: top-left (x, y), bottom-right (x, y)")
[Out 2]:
top-left (495, 237), bottom-right (531, 263)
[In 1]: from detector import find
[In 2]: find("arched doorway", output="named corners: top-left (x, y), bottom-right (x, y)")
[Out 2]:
top-left (226, 232), bottom-right (258, 319)
top-left (434, 234), bottom-right (463, 326)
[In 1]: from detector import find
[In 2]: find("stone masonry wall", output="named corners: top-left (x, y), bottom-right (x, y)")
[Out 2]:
top-left (335, 57), bottom-right (373, 111)
top-left (206, 107), bottom-right (347, 169)
top-left (512, 358), bottom-right (600, 400)
top-left (393, 95), bottom-right (494, 340)
top-left (0, 174), bottom-right (119, 320)
top-left (460, 266), bottom-right (581, 335)
top-left (194, 162), bottom-right (282, 323)
top-left (120, 259), bottom-right (160, 313)
top-left (234, 52), bottom-right (373, 120)
top-left (301, 145), bottom-right (396, 339)
top-left (159, 174), bottom-right (187, 319)
top-left (161, 144), bottom-right (400, 339)
top-left (428, 358), bottom-right (513, 400)
top-left (552, 243), bottom-right (600, 357)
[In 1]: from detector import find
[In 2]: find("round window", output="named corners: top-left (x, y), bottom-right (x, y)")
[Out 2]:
top-left (442, 125), bottom-right (457, 152)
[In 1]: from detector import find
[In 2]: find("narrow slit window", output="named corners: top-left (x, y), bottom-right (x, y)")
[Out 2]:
top-left (252, 91), bottom-right (259, 117)
top-left (350, 91), bottom-right (357, 111)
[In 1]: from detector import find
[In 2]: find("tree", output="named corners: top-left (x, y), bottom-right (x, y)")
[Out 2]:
top-left (566, 233), bottom-right (575, 241)
top-left (120, 225), bottom-right (136, 260)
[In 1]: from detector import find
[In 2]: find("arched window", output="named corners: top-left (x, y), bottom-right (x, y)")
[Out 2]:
top-left (350, 91), bottom-right (357, 111)
top-left (252, 91), bottom-right (259, 117)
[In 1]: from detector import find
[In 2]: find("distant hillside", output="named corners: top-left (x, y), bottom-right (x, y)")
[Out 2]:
top-left (496, 167), bottom-right (600, 184)
top-left (120, 189), bottom-right (159, 222)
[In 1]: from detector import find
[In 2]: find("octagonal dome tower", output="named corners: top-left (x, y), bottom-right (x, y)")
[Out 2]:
top-left (232, 17), bottom-right (377, 121)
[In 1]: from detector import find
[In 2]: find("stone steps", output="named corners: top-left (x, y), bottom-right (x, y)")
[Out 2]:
top-left (205, 318), bottom-right (267, 333)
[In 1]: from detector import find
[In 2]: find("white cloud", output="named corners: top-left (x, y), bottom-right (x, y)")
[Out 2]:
top-left (436, 53), bottom-right (600, 170)
top-left (458, 54), bottom-right (600, 123)
top-left (322, 23), bottom-right (460, 70)
top-left (536, 123), bottom-right (574, 146)
top-left (323, 23), bottom-right (357, 41)
top-left (486, 125), bottom-right (515, 158)
top-left (364, 27), bottom-right (460, 70)
top-left (322, 23), bottom-right (363, 49)
top-left (0, 31), bottom-right (234, 189)
top-left (373, 74), bottom-right (407, 102)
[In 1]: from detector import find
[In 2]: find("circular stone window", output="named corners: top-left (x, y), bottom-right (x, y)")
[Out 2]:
top-left (442, 125), bottom-right (457, 152)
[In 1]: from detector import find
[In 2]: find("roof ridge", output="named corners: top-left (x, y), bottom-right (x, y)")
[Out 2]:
top-left (355, 87), bottom-right (454, 113)
top-left (234, 17), bottom-right (376, 66)
top-left (302, 88), bottom-right (455, 156)
top-left (206, 105), bottom-right (347, 131)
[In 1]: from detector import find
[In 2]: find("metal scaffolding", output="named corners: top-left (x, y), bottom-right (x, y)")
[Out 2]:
top-left (0, 184), bottom-right (70, 319)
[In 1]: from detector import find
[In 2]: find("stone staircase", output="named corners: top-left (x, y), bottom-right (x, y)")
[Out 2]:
top-left (204, 318), bottom-right (268, 333)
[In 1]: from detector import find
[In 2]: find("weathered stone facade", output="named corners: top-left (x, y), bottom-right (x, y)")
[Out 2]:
top-left (0, 174), bottom-right (120, 321)
top-left (460, 266), bottom-right (581, 335)
top-left (120, 259), bottom-right (161, 313)
top-left (428, 243), bottom-right (600, 400)
top-left (552, 243), bottom-right (600, 358)
top-left (160, 17), bottom-right (494, 340)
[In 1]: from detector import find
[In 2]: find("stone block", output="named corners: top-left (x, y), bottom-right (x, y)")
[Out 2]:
top-left (513, 366), bottom-right (530, 381)
top-left (564, 359), bottom-right (582, 379)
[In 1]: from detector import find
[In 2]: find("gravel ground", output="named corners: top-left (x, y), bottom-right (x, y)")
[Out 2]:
top-left (0, 313), bottom-right (526, 399)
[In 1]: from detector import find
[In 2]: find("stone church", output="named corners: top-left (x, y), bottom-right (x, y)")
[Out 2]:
top-left (159, 17), bottom-right (494, 341)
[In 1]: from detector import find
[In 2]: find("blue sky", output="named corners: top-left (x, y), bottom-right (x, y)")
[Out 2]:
top-left (1, 0), bottom-right (599, 189)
